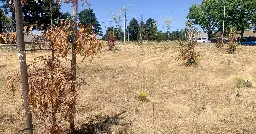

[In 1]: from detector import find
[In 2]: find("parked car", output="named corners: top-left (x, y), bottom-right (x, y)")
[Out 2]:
top-left (196, 38), bottom-right (209, 43)
top-left (239, 37), bottom-right (256, 46)
top-left (210, 38), bottom-right (217, 43)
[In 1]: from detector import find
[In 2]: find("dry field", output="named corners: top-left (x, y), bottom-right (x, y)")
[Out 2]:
top-left (1, 42), bottom-right (256, 134)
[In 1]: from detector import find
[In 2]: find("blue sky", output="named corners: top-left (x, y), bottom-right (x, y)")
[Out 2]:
top-left (61, 0), bottom-right (203, 33)
top-left (0, 0), bottom-right (203, 34)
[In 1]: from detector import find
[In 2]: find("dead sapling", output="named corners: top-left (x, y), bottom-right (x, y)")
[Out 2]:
top-left (177, 21), bottom-right (200, 66)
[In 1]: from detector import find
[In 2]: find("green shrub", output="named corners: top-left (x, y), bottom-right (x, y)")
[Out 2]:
top-left (236, 78), bottom-right (252, 88)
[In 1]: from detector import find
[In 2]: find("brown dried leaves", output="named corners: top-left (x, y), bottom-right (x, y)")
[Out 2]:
top-left (177, 21), bottom-right (200, 66)
top-left (0, 32), bottom-right (16, 44)
top-left (45, 20), bottom-right (102, 59)
top-left (28, 56), bottom-right (83, 133)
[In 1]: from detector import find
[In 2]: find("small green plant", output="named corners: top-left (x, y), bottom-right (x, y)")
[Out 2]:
top-left (136, 89), bottom-right (149, 102)
top-left (236, 78), bottom-right (252, 88)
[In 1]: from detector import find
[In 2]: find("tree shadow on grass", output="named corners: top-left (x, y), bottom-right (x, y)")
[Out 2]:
top-left (74, 111), bottom-right (131, 134)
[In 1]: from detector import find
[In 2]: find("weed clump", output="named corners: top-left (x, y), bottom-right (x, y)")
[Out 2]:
top-left (136, 90), bottom-right (149, 102)
top-left (236, 78), bottom-right (252, 88)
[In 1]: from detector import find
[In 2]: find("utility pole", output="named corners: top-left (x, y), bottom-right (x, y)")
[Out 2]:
top-left (14, 0), bottom-right (33, 133)
top-left (124, 8), bottom-right (127, 43)
top-left (222, 6), bottom-right (225, 44)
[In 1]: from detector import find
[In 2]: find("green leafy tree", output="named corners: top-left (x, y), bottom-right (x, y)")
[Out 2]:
top-left (187, 0), bottom-right (256, 38)
top-left (22, 0), bottom-right (62, 30)
top-left (113, 27), bottom-right (124, 41)
top-left (102, 27), bottom-right (111, 40)
top-left (61, 12), bottom-right (72, 20)
top-left (156, 31), bottom-right (166, 42)
top-left (0, 0), bottom-right (62, 31)
top-left (224, 0), bottom-right (256, 38)
top-left (187, 1), bottom-right (218, 39)
top-left (0, 0), bottom-right (16, 30)
top-left (128, 18), bottom-right (139, 41)
top-left (0, 9), bottom-right (11, 33)
top-left (144, 18), bottom-right (157, 41)
top-left (253, 13), bottom-right (256, 29)
top-left (102, 27), bottom-right (123, 41)
top-left (169, 29), bottom-right (186, 41)
top-left (78, 8), bottom-right (102, 36)
top-left (139, 20), bottom-right (146, 40)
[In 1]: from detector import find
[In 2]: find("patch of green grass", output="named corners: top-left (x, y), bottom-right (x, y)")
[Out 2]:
top-left (236, 78), bottom-right (252, 88)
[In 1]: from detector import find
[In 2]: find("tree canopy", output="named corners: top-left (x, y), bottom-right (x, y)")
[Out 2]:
top-left (128, 18), bottom-right (139, 41)
top-left (23, 0), bottom-right (62, 30)
top-left (0, 9), bottom-right (11, 33)
top-left (144, 18), bottom-right (157, 41)
top-left (187, 0), bottom-right (256, 38)
top-left (102, 27), bottom-right (124, 41)
top-left (187, 0), bottom-right (218, 39)
top-left (60, 12), bottom-right (72, 20)
top-left (78, 8), bottom-right (103, 36)
top-left (1, 0), bottom-right (62, 31)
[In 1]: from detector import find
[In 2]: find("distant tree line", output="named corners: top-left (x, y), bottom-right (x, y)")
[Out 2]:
top-left (102, 17), bottom-right (186, 42)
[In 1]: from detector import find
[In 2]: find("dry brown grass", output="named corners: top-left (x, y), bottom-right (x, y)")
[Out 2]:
top-left (1, 42), bottom-right (256, 133)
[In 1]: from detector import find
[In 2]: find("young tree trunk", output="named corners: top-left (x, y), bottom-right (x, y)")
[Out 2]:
top-left (70, 0), bottom-right (78, 133)
top-left (240, 30), bottom-right (244, 39)
top-left (207, 30), bottom-right (212, 40)
top-left (14, 0), bottom-right (33, 134)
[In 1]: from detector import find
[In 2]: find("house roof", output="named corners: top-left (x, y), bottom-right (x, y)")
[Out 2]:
top-left (196, 32), bottom-right (208, 38)
top-left (24, 33), bottom-right (44, 43)
top-left (236, 30), bottom-right (256, 38)
top-left (24, 34), bottom-right (34, 43)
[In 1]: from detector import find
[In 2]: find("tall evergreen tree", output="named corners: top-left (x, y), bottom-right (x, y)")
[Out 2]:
top-left (128, 18), bottom-right (139, 41)
top-left (144, 18), bottom-right (157, 41)
top-left (139, 20), bottom-right (146, 40)
top-left (156, 31), bottom-right (166, 42)
top-left (78, 8), bottom-right (102, 36)
top-left (60, 12), bottom-right (72, 20)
